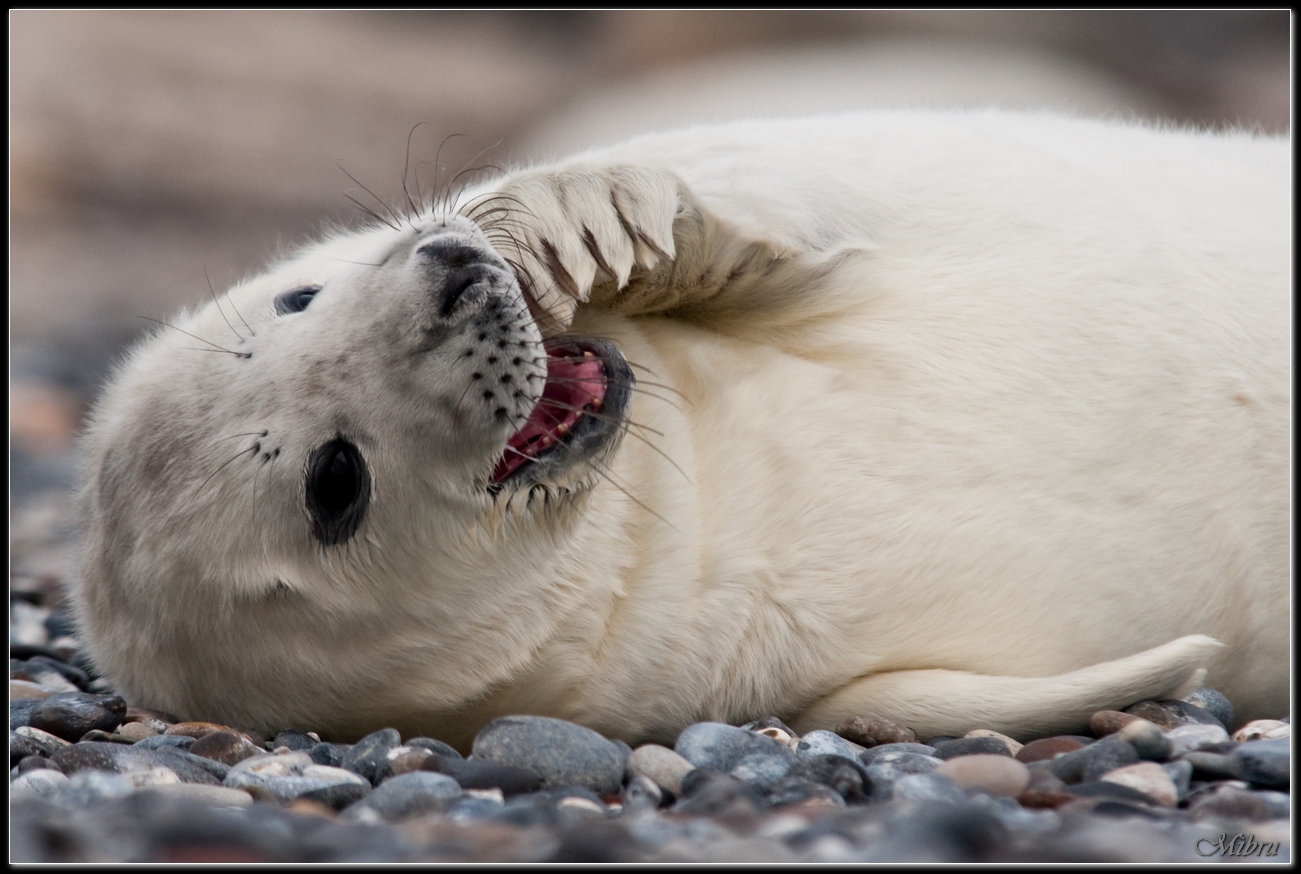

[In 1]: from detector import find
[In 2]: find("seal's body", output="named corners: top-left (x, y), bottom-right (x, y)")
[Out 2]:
top-left (75, 111), bottom-right (1289, 748)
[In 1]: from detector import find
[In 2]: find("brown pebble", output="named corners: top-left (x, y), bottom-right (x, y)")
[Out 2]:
top-left (1016, 787), bottom-right (1078, 810)
top-left (1089, 710), bottom-right (1139, 737)
top-left (935, 754), bottom-right (1031, 798)
top-left (1016, 736), bottom-right (1085, 764)
top-left (124, 706), bottom-right (177, 733)
top-left (165, 721), bottom-right (230, 739)
top-left (834, 716), bottom-right (917, 747)
top-left (964, 729), bottom-right (1023, 755)
top-left (190, 730), bottom-right (264, 766)
top-left (626, 744), bottom-right (694, 796)
top-left (1122, 701), bottom-right (1179, 730)
top-left (9, 680), bottom-right (54, 700)
top-left (286, 798), bottom-right (337, 818)
top-left (116, 721), bottom-right (159, 741)
top-left (387, 748), bottom-right (435, 778)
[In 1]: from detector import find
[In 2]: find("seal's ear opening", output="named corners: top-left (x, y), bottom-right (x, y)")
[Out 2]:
top-left (306, 438), bottom-right (370, 546)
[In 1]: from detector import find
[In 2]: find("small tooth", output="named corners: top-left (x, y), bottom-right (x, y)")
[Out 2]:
top-left (556, 423), bottom-right (568, 435)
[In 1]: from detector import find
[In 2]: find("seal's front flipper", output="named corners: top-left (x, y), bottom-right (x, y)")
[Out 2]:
top-left (790, 634), bottom-right (1223, 741)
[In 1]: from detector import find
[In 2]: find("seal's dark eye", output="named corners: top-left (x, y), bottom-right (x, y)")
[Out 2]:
top-left (306, 438), bottom-right (370, 546)
top-left (275, 286), bottom-right (322, 315)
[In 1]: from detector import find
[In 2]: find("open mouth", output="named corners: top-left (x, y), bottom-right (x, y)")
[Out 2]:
top-left (491, 338), bottom-right (632, 485)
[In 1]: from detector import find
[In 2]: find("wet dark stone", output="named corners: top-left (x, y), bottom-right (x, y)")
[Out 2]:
top-left (423, 753), bottom-right (542, 795)
top-left (27, 692), bottom-right (127, 742)
top-left (933, 737), bottom-right (1013, 759)
top-left (133, 734), bottom-right (195, 752)
top-left (1039, 737), bottom-right (1138, 784)
top-left (1232, 737), bottom-right (1288, 789)
top-left (349, 772), bottom-right (460, 821)
top-left (341, 728), bottom-right (401, 784)
top-left (310, 742), bottom-right (350, 768)
top-left (11, 698), bottom-right (42, 730)
top-left (1180, 688), bottom-right (1234, 731)
top-left (1183, 750), bottom-right (1243, 781)
top-left (406, 737), bottom-right (461, 759)
top-left (298, 780), bottom-right (372, 810)
top-left (271, 730), bottom-right (318, 752)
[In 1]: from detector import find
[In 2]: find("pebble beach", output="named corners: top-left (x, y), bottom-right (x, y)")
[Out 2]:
top-left (10, 518), bottom-right (1292, 863)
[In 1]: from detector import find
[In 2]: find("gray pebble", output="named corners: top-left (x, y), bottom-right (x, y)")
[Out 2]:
top-left (626, 744), bottom-right (694, 796)
top-left (1159, 699), bottom-right (1225, 730)
top-left (1255, 789), bottom-right (1290, 819)
top-left (406, 737), bottom-right (461, 758)
top-left (1182, 750), bottom-right (1243, 781)
top-left (783, 754), bottom-right (871, 803)
top-left (889, 772), bottom-right (966, 804)
top-left (865, 753), bottom-right (941, 800)
top-left (794, 729), bottom-right (866, 761)
top-left (345, 771), bottom-right (462, 821)
top-left (933, 737), bottom-right (1013, 759)
top-left (474, 715), bottom-right (626, 795)
top-left (730, 751), bottom-right (793, 785)
top-left (1232, 736), bottom-right (1288, 789)
top-left (740, 716), bottom-right (799, 738)
top-left (14, 725), bottom-right (72, 755)
top-left (50, 741), bottom-right (221, 785)
top-left (446, 791), bottom-right (506, 822)
top-left (341, 728), bottom-right (402, 784)
top-left (10, 699), bottom-right (40, 730)
top-left (11, 730), bottom-right (47, 765)
top-left (675, 721), bottom-right (796, 776)
top-left (27, 692), bottom-right (127, 742)
top-left (1180, 688), bottom-right (1234, 731)
top-left (132, 734), bottom-right (194, 752)
top-left (859, 742), bottom-right (936, 764)
top-left (298, 779), bottom-right (372, 810)
top-left (1164, 723), bottom-right (1229, 757)
top-left (17, 754), bottom-right (63, 774)
top-left (10, 768), bottom-right (70, 801)
top-left (1040, 737), bottom-right (1138, 784)
top-left (764, 777), bottom-right (845, 809)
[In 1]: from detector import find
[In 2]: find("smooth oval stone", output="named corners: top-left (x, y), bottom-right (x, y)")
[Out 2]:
top-left (11, 730), bottom-right (47, 766)
top-left (1067, 780), bottom-right (1159, 805)
top-left (933, 736), bottom-right (1013, 759)
top-left (794, 729), bottom-right (867, 761)
top-left (741, 716), bottom-right (799, 738)
top-left (1016, 737), bottom-right (1084, 764)
top-left (474, 715), bottom-right (626, 795)
top-left (49, 741), bottom-right (221, 785)
top-left (228, 750), bottom-right (313, 776)
top-left (163, 721), bottom-right (231, 740)
top-left (15, 725), bottom-right (72, 756)
top-left (859, 742), bottom-right (936, 764)
top-left (1181, 688), bottom-right (1234, 731)
top-left (964, 730), bottom-right (1023, 756)
top-left (626, 743), bottom-right (694, 796)
top-left (1255, 790), bottom-right (1290, 820)
top-left (1232, 736), bottom-right (1288, 789)
top-left (1183, 750), bottom-right (1244, 781)
top-left (297, 780), bottom-right (372, 810)
top-left (189, 730), bottom-right (265, 766)
top-left (1159, 699), bottom-right (1225, 730)
top-left (935, 754), bottom-right (1030, 797)
top-left (27, 692), bottom-right (127, 742)
top-left (1089, 710), bottom-right (1140, 737)
top-left (10, 680), bottom-right (55, 700)
top-left (345, 771), bottom-right (460, 821)
top-left (834, 715), bottom-right (917, 747)
top-left (224, 759), bottom-right (367, 803)
top-left (1162, 759), bottom-right (1193, 801)
top-left (63, 770), bottom-right (136, 806)
top-left (341, 728), bottom-right (402, 784)
top-left (783, 754), bottom-right (869, 803)
top-left (864, 752), bottom-right (940, 799)
top-left (386, 748), bottom-right (435, 778)
top-left (1165, 723), bottom-right (1230, 757)
top-left (10, 768), bottom-right (70, 801)
top-left (423, 753), bottom-right (542, 795)
top-left (135, 783), bottom-right (254, 808)
top-left (77, 730), bottom-right (134, 745)
top-left (309, 741), bottom-right (349, 767)
top-left (1041, 737), bottom-right (1138, 784)
top-left (115, 722), bottom-right (158, 742)
top-left (674, 721), bottom-right (796, 777)
top-left (17, 754), bottom-right (62, 774)
top-left (1100, 761), bottom-right (1177, 806)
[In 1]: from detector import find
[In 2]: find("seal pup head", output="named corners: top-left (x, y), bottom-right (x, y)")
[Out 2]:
top-left (73, 211), bottom-right (635, 738)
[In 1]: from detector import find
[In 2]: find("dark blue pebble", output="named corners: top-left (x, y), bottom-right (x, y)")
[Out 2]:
top-left (310, 742), bottom-right (350, 768)
top-left (1232, 737), bottom-right (1288, 789)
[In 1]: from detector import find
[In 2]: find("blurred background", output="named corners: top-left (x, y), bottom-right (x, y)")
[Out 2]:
top-left (7, 11), bottom-right (1292, 601)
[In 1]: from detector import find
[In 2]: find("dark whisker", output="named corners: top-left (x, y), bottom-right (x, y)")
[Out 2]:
top-left (142, 317), bottom-right (251, 359)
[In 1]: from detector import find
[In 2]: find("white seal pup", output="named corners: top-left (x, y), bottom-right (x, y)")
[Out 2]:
top-left (74, 110), bottom-right (1289, 749)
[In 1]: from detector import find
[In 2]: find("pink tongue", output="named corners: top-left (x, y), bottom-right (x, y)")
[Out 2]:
top-left (491, 347), bottom-right (607, 482)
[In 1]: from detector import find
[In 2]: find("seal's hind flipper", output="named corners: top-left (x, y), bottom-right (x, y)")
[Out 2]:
top-left (791, 634), bottom-right (1223, 741)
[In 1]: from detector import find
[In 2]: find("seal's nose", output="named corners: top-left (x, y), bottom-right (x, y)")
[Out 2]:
top-left (417, 239), bottom-right (500, 320)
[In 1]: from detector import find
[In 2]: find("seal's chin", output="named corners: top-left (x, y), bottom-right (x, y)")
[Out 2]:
top-left (490, 337), bottom-right (633, 487)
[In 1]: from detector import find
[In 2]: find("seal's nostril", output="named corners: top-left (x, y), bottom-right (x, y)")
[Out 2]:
top-left (418, 240), bottom-right (482, 269)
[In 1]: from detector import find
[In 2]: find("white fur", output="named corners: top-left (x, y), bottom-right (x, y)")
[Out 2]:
top-left (74, 110), bottom-right (1289, 748)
